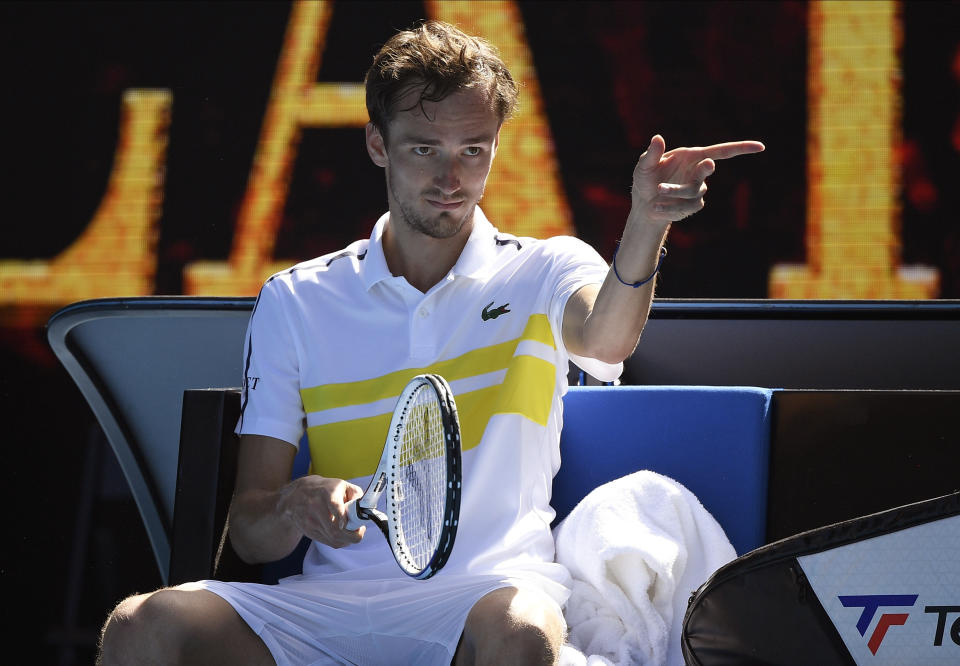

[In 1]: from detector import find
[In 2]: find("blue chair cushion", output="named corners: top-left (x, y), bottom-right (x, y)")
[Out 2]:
top-left (554, 385), bottom-right (773, 555)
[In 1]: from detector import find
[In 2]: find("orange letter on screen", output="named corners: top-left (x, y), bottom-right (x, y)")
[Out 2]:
top-left (0, 90), bottom-right (170, 312)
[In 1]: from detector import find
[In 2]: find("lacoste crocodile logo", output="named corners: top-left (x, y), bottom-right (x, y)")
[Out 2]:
top-left (481, 301), bottom-right (511, 321)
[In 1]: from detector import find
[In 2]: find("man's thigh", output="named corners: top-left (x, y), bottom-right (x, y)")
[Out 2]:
top-left (200, 575), bottom-right (506, 664)
top-left (172, 583), bottom-right (274, 662)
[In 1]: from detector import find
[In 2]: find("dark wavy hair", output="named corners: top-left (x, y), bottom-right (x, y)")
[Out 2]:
top-left (364, 20), bottom-right (518, 138)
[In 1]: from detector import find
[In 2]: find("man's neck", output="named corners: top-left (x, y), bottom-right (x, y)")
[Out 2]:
top-left (382, 212), bottom-right (474, 293)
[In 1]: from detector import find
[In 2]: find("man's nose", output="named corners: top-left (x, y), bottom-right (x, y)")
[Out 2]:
top-left (435, 157), bottom-right (461, 195)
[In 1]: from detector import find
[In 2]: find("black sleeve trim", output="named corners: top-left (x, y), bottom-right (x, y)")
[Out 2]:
top-left (495, 236), bottom-right (522, 251)
top-left (325, 249), bottom-right (367, 267)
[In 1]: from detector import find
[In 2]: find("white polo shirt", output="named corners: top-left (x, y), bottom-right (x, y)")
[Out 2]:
top-left (238, 208), bottom-right (621, 589)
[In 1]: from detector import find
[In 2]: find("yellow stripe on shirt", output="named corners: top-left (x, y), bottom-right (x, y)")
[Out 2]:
top-left (299, 313), bottom-right (555, 414)
top-left (303, 314), bottom-right (558, 480)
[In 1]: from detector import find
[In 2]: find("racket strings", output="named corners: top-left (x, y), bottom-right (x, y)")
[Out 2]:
top-left (393, 385), bottom-right (447, 570)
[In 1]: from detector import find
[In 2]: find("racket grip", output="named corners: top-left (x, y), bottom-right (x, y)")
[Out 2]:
top-left (344, 499), bottom-right (363, 531)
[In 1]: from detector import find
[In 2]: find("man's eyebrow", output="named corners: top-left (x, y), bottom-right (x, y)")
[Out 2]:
top-left (463, 135), bottom-right (496, 144)
top-left (399, 136), bottom-right (441, 146)
top-left (398, 134), bottom-right (496, 145)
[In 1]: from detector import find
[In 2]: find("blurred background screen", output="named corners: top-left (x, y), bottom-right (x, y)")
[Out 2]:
top-left (3, 0), bottom-right (959, 310)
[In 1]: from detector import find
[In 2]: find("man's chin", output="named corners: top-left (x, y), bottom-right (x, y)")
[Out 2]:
top-left (410, 205), bottom-right (475, 239)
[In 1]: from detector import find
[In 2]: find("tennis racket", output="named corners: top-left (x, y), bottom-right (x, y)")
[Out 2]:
top-left (344, 373), bottom-right (462, 579)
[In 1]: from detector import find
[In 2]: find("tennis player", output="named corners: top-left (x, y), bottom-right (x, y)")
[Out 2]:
top-left (98, 20), bottom-right (763, 666)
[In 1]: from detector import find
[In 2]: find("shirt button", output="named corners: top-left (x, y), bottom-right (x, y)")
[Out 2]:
top-left (419, 308), bottom-right (429, 318)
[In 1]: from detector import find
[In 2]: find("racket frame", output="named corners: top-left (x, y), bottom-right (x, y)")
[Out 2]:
top-left (344, 373), bottom-right (462, 579)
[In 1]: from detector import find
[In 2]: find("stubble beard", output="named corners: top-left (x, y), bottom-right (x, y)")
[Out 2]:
top-left (388, 170), bottom-right (483, 240)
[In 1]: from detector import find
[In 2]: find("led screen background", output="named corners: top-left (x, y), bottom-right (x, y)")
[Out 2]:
top-left (4, 0), bottom-right (958, 310)
top-left (1, 2), bottom-right (958, 663)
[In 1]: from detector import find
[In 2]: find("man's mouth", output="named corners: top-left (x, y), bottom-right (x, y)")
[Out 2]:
top-left (426, 199), bottom-right (464, 210)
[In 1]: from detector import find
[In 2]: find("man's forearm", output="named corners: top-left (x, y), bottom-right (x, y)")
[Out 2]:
top-left (578, 214), bottom-right (671, 363)
top-left (228, 485), bottom-right (305, 564)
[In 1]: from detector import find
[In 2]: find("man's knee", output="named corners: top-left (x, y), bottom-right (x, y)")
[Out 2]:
top-left (99, 589), bottom-right (178, 665)
top-left (99, 585), bottom-right (268, 666)
top-left (460, 587), bottom-right (566, 666)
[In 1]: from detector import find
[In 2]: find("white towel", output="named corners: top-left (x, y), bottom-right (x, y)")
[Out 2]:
top-left (553, 470), bottom-right (737, 666)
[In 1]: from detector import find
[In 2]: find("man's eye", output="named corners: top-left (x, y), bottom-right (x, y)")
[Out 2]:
top-left (464, 147), bottom-right (481, 156)
top-left (413, 146), bottom-right (432, 156)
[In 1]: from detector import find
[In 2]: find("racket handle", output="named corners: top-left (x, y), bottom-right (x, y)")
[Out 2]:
top-left (344, 499), bottom-right (363, 531)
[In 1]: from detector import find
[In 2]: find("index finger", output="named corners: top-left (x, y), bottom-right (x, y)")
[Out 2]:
top-left (699, 140), bottom-right (765, 160)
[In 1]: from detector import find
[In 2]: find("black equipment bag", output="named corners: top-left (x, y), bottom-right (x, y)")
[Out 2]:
top-left (681, 491), bottom-right (960, 665)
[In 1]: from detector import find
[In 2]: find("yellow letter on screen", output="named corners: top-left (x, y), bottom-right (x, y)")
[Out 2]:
top-left (769, 0), bottom-right (939, 299)
top-left (184, 0), bottom-right (355, 296)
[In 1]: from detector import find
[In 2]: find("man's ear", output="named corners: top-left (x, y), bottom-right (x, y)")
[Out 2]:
top-left (366, 123), bottom-right (388, 167)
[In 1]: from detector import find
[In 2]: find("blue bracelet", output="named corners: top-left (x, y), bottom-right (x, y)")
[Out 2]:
top-left (612, 243), bottom-right (667, 288)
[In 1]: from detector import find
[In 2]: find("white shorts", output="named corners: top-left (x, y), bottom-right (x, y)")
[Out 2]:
top-left (196, 571), bottom-right (565, 666)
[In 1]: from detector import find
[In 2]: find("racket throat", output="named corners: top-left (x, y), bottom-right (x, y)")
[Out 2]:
top-left (372, 471), bottom-right (387, 494)
top-left (350, 470), bottom-right (389, 535)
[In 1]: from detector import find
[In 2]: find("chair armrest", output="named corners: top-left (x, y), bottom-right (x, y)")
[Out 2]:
top-left (169, 388), bottom-right (261, 584)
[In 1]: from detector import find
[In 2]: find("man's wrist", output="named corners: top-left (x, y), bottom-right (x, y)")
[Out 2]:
top-left (612, 244), bottom-right (667, 288)
top-left (626, 207), bottom-right (672, 235)
top-left (622, 210), bottom-right (671, 255)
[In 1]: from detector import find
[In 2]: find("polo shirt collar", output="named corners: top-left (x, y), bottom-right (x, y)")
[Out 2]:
top-left (361, 207), bottom-right (500, 291)
top-left (450, 207), bottom-right (499, 280)
top-left (361, 212), bottom-right (393, 290)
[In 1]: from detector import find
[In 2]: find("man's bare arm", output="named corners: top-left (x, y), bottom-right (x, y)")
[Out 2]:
top-left (563, 135), bottom-right (764, 363)
top-left (228, 434), bottom-right (364, 564)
